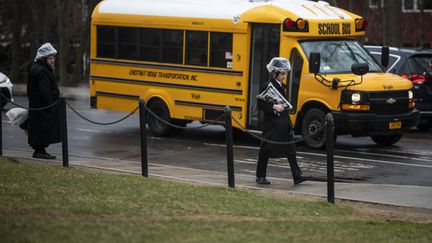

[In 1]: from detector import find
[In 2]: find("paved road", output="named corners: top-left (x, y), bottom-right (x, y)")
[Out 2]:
top-left (2, 96), bottom-right (432, 187)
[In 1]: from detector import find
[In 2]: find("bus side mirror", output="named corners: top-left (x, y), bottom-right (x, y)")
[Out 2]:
top-left (352, 63), bottom-right (369, 76)
top-left (381, 46), bottom-right (389, 69)
top-left (309, 52), bottom-right (321, 74)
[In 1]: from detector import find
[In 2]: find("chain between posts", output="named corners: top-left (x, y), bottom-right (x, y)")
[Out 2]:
top-left (144, 105), bottom-right (227, 129)
top-left (66, 101), bottom-right (138, 125)
top-left (0, 92), bottom-right (59, 111)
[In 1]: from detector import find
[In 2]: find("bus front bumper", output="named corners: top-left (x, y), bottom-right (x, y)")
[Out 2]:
top-left (333, 110), bottom-right (420, 136)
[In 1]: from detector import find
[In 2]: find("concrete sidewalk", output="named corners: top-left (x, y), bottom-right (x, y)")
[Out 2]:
top-left (3, 147), bottom-right (432, 210)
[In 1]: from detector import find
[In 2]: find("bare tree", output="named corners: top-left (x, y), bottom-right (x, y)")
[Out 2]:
top-left (6, 0), bottom-right (23, 82)
top-left (383, 0), bottom-right (402, 46)
top-left (71, 0), bottom-right (102, 84)
top-left (56, 0), bottom-right (73, 85)
top-left (418, 0), bottom-right (426, 47)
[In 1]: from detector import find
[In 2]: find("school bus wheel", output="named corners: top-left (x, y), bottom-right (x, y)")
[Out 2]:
top-left (147, 99), bottom-right (173, 136)
top-left (370, 134), bottom-right (402, 146)
top-left (301, 108), bottom-right (327, 149)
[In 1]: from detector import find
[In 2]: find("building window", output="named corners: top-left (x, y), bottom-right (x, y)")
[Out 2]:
top-left (97, 26), bottom-right (116, 58)
top-left (403, 0), bottom-right (432, 12)
top-left (419, 0), bottom-right (432, 10)
top-left (210, 32), bottom-right (233, 69)
top-left (186, 31), bottom-right (208, 66)
top-left (369, 0), bottom-right (384, 8)
top-left (404, 0), bottom-right (415, 10)
top-left (163, 30), bottom-right (183, 64)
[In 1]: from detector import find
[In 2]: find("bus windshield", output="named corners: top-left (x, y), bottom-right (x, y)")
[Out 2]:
top-left (301, 40), bottom-right (382, 74)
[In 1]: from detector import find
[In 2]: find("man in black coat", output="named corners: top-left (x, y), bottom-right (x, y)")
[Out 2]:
top-left (256, 57), bottom-right (311, 185)
top-left (27, 43), bottom-right (61, 159)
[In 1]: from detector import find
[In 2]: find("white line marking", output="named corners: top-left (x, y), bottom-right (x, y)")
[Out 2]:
top-left (337, 150), bottom-right (432, 163)
top-left (204, 142), bottom-right (432, 169)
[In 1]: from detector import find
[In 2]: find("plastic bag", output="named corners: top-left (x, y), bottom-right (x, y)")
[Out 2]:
top-left (6, 108), bottom-right (29, 126)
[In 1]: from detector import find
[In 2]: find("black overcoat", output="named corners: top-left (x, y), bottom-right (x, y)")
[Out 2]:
top-left (26, 60), bottom-right (61, 146)
top-left (258, 79), bottom-right (296, 158)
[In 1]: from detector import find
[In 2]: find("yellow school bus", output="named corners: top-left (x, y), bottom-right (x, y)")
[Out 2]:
top-left (90, 0), bottom-right (419, 148)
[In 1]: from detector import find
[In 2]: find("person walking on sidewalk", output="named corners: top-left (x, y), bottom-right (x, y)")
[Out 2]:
top-left (26, 43), bottom-right (61, 159)
top-left (255, 57), bottom-right (311, 185)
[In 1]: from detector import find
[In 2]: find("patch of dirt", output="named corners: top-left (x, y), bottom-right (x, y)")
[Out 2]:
top-left (340, 200), bottom-right (432, 224)
top-left (262, 190), bottom-right (432, 224)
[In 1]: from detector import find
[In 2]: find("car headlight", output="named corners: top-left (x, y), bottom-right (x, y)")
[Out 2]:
top-left (352, 92), bottom-right (361, 103)
top-left (408, 90), bottom-right (413, 100)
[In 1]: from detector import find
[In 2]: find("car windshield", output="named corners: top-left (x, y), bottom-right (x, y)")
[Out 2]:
top-left (400, 55), bottom-right (432, 74)
top-left (301, 40), bottom-right (382, 74)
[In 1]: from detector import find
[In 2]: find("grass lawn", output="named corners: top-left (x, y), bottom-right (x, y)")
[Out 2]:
top-left (1, 157), bottom-right (431, 243)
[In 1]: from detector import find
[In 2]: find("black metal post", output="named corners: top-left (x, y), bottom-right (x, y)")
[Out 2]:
top-left (224, 106), bottom-right (235, 188)
top-left (60, 97), bottom-right (69, 167)
top-left (139, 99), bottom-right (148, 177)
top-left (326, 113), bottom-right (335, 203)
top-left (0, 94), bottom-right (2, 156)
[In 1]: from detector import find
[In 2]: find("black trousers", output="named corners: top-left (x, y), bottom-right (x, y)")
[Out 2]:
top-left (256, 154), bottom-right (302, 179)
top-left (31, 144), bottom-right (48, 153)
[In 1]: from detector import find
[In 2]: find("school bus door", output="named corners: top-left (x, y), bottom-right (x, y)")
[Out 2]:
top-left (247, 24), bottom-right (280, 130)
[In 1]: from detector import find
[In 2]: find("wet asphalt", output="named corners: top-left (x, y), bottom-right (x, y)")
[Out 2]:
top-left (2, 96), bottom-right (432, 187)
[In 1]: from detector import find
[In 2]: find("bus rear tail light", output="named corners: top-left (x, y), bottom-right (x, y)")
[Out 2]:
top-left (402, 74), bottom-right (426, 84)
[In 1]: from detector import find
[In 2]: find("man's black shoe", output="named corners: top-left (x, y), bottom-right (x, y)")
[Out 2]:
top-left (294, 176), bottom-right (313, 185)
top-left (255, 178), bottom-right (271, 185)
top-left (33, 152), bottom-right (56, 160)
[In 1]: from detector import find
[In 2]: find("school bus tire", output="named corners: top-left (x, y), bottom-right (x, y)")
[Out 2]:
top-left (147, 100), bottom-right (173, 136)
top-left (370, 134), bottom-right (402, 146)
top-left (301, 108), bottom-right (327, 149)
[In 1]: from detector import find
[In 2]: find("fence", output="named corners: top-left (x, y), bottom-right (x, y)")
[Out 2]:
top-left (0, 94), bottom-right (336, 203)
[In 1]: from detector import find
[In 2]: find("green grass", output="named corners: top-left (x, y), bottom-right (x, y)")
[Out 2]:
top-left (1, 157), bottom-right (431, 243)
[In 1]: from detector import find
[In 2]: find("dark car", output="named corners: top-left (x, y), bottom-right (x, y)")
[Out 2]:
top-left (365, 46), bottom-right (432, 130)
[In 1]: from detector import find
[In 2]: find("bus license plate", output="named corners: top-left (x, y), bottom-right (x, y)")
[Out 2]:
top-left (389, 121), bottom-right (401, 129)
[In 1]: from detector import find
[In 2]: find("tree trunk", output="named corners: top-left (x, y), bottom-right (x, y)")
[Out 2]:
top-left (72, 1), bottom-right (88, 85)
top-left (384, 0), bottom-right (402, 46)
top-left (82, 0), bottom-right (102, 84)
top-left (418, 0), bottom-right (425, 47)
top-left (9, 0), bottom-right (22, 82)
top-left (56, 0), bottom-right (71, 86)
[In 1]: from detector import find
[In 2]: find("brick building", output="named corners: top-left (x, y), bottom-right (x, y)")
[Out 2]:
top-left (333, 0), bottom-right (432, 47)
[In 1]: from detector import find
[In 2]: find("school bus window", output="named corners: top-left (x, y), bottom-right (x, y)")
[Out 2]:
top-left (210, 32), bottom-right (233, 68)
top-left (140, 28), bottom-right (161, 62)
top-left (97, 26), bottom-right (116, 58)
top-left (163, 30), bottom-right (183, 64)
top-left (118, 27), bottom-right (138, 60)
top-left (186, 30), bottom-right (208, 66)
